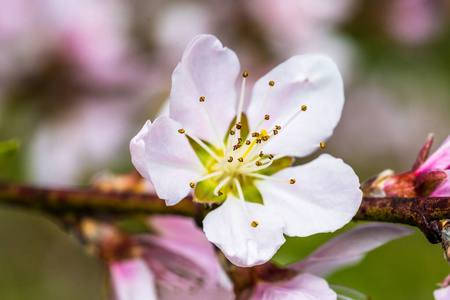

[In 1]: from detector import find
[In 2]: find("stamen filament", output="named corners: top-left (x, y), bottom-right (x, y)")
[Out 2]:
top-left (236, 72), bottom-right (247, 124)
top-left (214, 176), bottom-right (231, 196)
top-left (195, 171), bottom-right (224, 183)
top-left (185, 132), bottom-right (221, 163)
top-left (246, 172), bottom-right (290, 182)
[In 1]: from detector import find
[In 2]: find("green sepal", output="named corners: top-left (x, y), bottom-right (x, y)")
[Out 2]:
top-left (0, 139), bottom-right (19, 164)
top-left (194, 178), bottom-right (226, 204)
top-left (224, 113), bottom-right (250, 145)
top-left (257, 156), bottom-right (294, 176)
top-left (187, 137), bottom-right (222, 170)
top-left (241, 183), bottom-right (264, 205)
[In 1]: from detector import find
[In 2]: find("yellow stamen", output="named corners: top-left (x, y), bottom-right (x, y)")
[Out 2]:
top-left (178, 129), bottom-right (185, 134)
top-left (251, 221), bottom-right (259, 228)
top-left (238, 157), bottom-right (244, 163)
top-left (190, 182), bottom-right (195, 188)
top-left (230, 130), bottom-right (235, 135)
top-left (236, 122), bottom-right (242, 130)
top-left (228, 156), bottom-right (233, 163)
top-left (273, 130), bottom-right (278, 135)
top-left (243, 71), bottom-right (248, 78)
top-left (255, 161), bottom-right (262, 166)
top-left (320, 142), bottom-right (325, 149)
top-left (265, 114), bottom-right (270, 120)
top-left (269, 81), bottom-right (274, 86)
top-left (259, 151), bottom-right (264, 157)
top-left (301, 105), bottom-right (307, 111)
top-left (199, 96), bottom-right (205, 102)
top-left (290, 179), bottom-right (296, 184)
top-left (245, 140), bottom-right (251, 145)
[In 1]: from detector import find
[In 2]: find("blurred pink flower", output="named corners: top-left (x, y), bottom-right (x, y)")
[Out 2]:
top-left (386, 0), bottom-right (444, 46)
top-left (252, 223), bottom-right (413, 299)
top-left (110, 216), bottom-right (233, 300)
top-left (130, 34), bottom-right (362, 267)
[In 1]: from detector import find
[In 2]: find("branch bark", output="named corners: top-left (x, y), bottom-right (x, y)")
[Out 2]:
top-left (0, 182), bottom-right (448, 243)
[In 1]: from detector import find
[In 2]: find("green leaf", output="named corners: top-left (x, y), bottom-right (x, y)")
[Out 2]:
top-left (241, 183), bottom-right (264, 204)
top-left (0, 139), bottom-right (20, 164)
top-left (187, 137), bottom-right (221, 169)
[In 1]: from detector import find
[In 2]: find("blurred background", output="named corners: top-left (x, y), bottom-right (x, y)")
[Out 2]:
top-left (0, 0), bottom-right (449, 299)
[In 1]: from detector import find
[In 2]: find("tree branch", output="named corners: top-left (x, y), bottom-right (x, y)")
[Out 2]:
top-left (0, 182), bottom-right (448, 243)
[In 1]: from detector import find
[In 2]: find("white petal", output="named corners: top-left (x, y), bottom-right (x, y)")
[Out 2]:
top-left (246, 54), bottom-right (344, 157)
top-left (291, 223), bottom-right (414, 276)
top-left (170, 34), bottom-right (240, 147)
top-left (434, 286), bottom-right (450, 300)
top-left (252, 273), bottom-right (336, 300)
top-left (203, 195), bottom-right (285, 267)
top-left (110, 259), bottom-right (157, 300)
top-left (256, 154), bottom-right (362, 237)
top-left (130, 116), bottom-right (205, 205)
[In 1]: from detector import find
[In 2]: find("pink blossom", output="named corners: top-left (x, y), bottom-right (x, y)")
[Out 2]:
top-left (131, 34), bottom-right (362, 267)
top-left (252, 223), bottom-right (413, 299)
top-left (375, 134), bottom-right (450, 198)
top-left (109, 216), bottom-right (233, 300)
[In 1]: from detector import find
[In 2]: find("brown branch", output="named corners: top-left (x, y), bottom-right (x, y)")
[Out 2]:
top-left (0, 182), bottom-right (449, 243)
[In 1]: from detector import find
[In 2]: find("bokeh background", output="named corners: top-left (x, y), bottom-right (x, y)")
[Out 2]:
top-left (0, 0), bottom-right (450, 299)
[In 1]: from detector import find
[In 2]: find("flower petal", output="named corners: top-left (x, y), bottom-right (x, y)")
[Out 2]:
top-left (130, 116), bottom-right (205, 205)
top-left (417, 135), bottom-right (450, 173)
top-left (147, 216), bottom-right (230, 289)
top-left (110, 259), bottom-right (157, 300)
top-left (290, 223), bottom-right (414, 276)
top-left (252, 273), bottom-right (336, 300)
top-left (170, 34), bottom-right (240, 146)
top-left (431, 171), bottom-right (450, 197)
top-left (246, 54), bottom-right (344, 157)
top-left (203, 195), bottom-right (285, 267)
top-left (256, 154), bottom-right (362, 237)
top-left (434, 286), bottom-right (450, 300)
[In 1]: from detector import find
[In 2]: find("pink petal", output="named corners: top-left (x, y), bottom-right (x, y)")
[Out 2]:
top-left (110, 259), bottom-right (157, 300)
top-left (417, 135), bottom-right (450, 174)
top-left (203, 195), bottom-right (285, 267)
top-left (170, 34), bottom-right (240, 147)
top-left (434, 286), bottom-right (450, 300)
top-left (431, 172), bottom-right (450, 197)
top-left (130, 116), bottom-right (205, 205)
top-left (147, 216), bottom-right (230, 289)
top-left (256, 154), bottom-right (362, 237)
top-left (291, 223), bottom-right (414, 275)
top-left (252, 273), bottom-right (336, 300)
top-left (246, 54), bottom-right (344, 157)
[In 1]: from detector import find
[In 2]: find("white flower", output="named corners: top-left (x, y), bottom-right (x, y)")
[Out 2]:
top-left (130, 34), bottom-right (362, 267)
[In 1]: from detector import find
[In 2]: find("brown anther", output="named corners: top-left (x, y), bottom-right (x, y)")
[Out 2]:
top-left (252, 132), bottom-right (260, 137)
top-left (230, 130), bottom-right (235, 135)
top-left (262, 136), bottom-right (270, 141)
top-left (268, 154), bottom-right (274, 160)
top-left (255, 161), bottom-right (262, 166)
top-left (301, 105), bottom-right (307, 111)
top-left (245, 140), bottom-right (251, 145)
top-left (265, 114), bottom-right (270, 120)
top-left (190, 182), bottom-right (195, 188)
top-left (290, 179), bottom-right (296, 184)
top-left (273, 130), bottom-right (278, 135)
top-left (236, 122), bottom-right (242, 130)
top-left (269, 81), bottom-right (275, 86)
top-left (256, 139), bottom-right (262, 144)
top-left (238, 157), bottom-right (244, 163)
top-left (199, 96), bottom-right (205, 102)
top-left (275, 125), bottom-right (281, 130)
top-left (218, 190), bottom-right (223, 196)
top-left (259, 151), bottom-right (264, 157)
top-left (238, 138), bottom-right (243, 143)
top-left (251, 221), bottom-right (259, 228)
top-left (228, 156), bottom-right (233, 162)
top-left (233, 144), bottom-right (241, 151)
top-left (320, 142), bottom-right (325, 149)
top-left (178, 129), bottom-right (185, 134)
top-left (243, 71), bottom-right (248, 78)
